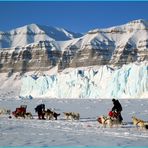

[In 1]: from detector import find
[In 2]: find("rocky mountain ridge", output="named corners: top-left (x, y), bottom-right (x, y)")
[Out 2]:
top-left (0, 19), bottom-right (147, 73)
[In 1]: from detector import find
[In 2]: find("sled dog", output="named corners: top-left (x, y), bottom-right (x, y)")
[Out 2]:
top-left (132, 116), bottom-right (148, 129)
top-left (0, 108), bottom-right (11, 115)
top-left (44, 109), bottom-right (60, 120)
top-left (98, 115), bottom-right (121, 128)
top-left (63, 112), bottom-right (80, 120)
top-left (25, 112), bottom-right (33, 119)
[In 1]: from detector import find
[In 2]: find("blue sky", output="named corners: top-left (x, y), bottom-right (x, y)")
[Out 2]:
top-left (0, 1), bottom-right (148, 33)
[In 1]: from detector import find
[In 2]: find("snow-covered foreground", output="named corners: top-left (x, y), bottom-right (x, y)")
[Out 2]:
top-left (0, 98), bottom-right (148, 146)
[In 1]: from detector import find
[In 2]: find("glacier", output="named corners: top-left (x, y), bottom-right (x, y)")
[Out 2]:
top-left (20, 62), bottom-right (148, 99)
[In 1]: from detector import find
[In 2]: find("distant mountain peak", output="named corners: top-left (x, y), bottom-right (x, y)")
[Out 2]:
top-left (0, 23), bottom-right (83, 48)
top-left (11, 23), bottom-right (82, 39)
top-left (86, 19), bottom-right (148, 36)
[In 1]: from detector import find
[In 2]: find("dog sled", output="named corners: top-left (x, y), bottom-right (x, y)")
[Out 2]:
top-left (12, 105), bottom-right (27, 118)
top-left (97, 111), bottom-right (123, 128)
top-left (12, 105), bottom-right (33, 119)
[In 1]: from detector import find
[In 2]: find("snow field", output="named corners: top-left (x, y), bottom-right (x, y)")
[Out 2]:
top-left (0, 99), bottom-right (148, 146)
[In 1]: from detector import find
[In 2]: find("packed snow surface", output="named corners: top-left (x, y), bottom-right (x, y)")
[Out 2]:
top-left (0, 98), bottom-right (148, 146)
top-left (20, 62), bottom-right (148, 99)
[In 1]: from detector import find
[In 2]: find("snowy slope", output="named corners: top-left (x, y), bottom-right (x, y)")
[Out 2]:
top-left (59, 19), bottom-right (148, 50)
top-left (0, 24), bottom-right (82, 48)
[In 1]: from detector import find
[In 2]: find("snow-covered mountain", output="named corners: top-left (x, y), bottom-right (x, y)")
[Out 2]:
top-left (0, 19), bottom-right (147, 99)
top-left (0, 19), bottom-right (148, 73)
top-left (59, 19), bottom-right (148, 68)
top-left (0, 24), bottom-right (82, 48)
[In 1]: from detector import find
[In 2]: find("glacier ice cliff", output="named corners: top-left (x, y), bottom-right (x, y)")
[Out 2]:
top-left (20, 62), bottom-right (148, 99)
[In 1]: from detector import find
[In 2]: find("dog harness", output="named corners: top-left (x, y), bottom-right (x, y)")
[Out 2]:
top-left (103, 116), bottom-right (112, 124)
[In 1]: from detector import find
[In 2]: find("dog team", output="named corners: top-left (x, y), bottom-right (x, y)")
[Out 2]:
top-left (0, 99), bottom-right (148, 129)
top-left (98, 99), bottom-right (148, 129)
top-left (34, 103), bottom-right (80, 120)
top-left (0, 103), bottom-right (80, 121)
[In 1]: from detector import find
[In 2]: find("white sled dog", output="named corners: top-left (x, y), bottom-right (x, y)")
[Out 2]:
top-left (98, 115), bottom-right (121, 128)
top-left (63, 112), bottom-right (80, 120)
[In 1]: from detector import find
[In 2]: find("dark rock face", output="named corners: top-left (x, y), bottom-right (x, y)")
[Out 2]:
top-left (59, 41), bottom-right (147, 69)
top-left (0, 39), bottom-right (147, 73)
top-left (110, 41), bottom-right (148, 66)
top-left (0, 41), bottom-right (61, 73)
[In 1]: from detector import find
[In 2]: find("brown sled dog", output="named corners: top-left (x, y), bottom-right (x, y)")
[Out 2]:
top-left (132, 116), bottom-right (148, 129)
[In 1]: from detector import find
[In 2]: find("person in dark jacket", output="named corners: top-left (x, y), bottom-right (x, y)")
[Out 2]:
top-left (35, 104), bottom-right (45, 120)
top-left (112, 99), bottom-right (123, 122)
